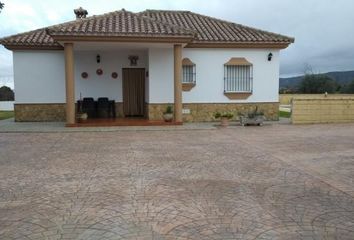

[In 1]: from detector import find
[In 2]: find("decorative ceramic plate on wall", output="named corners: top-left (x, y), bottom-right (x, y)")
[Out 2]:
top-left (96, 69), bottom-right (103, 75)
top-left (111, 72), bottom-right (118, 79)
top-left (81, 72), bottom-right (88, 79)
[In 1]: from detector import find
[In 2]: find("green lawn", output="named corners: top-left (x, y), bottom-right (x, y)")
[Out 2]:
top-left (279, 110), bottom-right (291, 118)
top-left (0, 111), bottom-right (14, 120)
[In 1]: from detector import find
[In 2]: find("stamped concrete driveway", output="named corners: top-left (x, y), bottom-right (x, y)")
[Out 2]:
top-left (1, 124), bottom-right (354, 239)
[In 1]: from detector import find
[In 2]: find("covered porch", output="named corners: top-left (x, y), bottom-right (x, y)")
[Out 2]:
top-left (63, 42), bottom-right (184, 127)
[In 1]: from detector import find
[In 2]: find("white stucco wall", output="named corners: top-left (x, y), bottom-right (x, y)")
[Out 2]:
top-left (148, 47), bottom-right (174, 103)
top-left (13, 49), bottom-right (148, 103)
top-left (0, 101), bottom-right (14, 111)
top-left (182, 48), bottom-right (280, 103)
top-left (147, 48), bottom-right (280, 104)
top-left (13, 47), bottom-right (279, 105)
top-left (13, 51), bottom-right (65, 103)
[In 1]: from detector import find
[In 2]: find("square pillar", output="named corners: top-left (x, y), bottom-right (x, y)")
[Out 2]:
top-left (174, 44), bottom-right (182, 123)
top-left (64, 43), bottom-right (75, 125)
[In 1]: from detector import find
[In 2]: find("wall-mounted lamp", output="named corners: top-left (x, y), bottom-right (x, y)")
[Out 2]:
top-left (96, 54), bottom-right (101, 63)
top-left (268, 53), bottom-right (273, 61)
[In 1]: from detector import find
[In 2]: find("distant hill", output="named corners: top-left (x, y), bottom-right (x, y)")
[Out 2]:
top-left (280, 70), bottom-right (354, 89)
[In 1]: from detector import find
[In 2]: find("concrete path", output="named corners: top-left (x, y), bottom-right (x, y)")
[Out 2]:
top-left (0, 118), bottom-right (218, 132)
top-left (0, 123), bottom-right (354, 239)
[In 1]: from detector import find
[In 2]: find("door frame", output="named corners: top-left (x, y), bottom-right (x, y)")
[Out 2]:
top-left (122, 68), bottom-right (146, 118)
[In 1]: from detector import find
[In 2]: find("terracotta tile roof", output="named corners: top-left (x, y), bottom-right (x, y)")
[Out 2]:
top-left (0, 9), bottom-right (294, 49)
top-left (140, 10), bottom-right (294, 44)
top-left (47, 9), bottom-right (196, 38)
top-left (0, 28), bottom-right (62, 49)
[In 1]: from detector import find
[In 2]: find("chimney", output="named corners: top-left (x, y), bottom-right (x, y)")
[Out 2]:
top-left (74, 7), bottom-right (88, 19)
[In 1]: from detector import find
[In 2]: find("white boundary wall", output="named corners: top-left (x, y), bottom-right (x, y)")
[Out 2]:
top-left (0, 101), bottom-right (14, 111)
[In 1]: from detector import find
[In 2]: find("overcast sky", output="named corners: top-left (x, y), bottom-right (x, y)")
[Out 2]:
top-left (1, 0), bottom-right (354, 87)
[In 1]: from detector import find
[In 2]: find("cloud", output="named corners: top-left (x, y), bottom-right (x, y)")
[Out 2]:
top-left (1, 2), bottom-right (44, 31)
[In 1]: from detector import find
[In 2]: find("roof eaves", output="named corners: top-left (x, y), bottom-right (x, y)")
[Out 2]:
top-left (186, 41), bottom-right (292, 49)
top-left (3, 44), bottom-right (64, 51)
top-left (0, 28), bottom-right (43, 44)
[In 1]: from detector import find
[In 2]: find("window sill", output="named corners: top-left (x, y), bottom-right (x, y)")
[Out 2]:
top-left (224, 92), bottom-right (252, 99)
top-left (182, 82), bottom-right (196, 91)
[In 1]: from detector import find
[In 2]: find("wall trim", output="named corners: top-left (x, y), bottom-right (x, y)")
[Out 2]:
top-left (185, 42), bottom-right (290, 49)
top-left (182, 83), bottom-right (196, 91)
top-left (5, 41), bottom-right (290, 50)
top-left (15, 101), bottom-right (279, 105)
top-left (14, 103), bottom-right (66, 105)
top-left (224, 92), bottom-right (252, 100)
top-left (148, 101), bottom-right (279, 105)
top-left (14, 102), bottom-right (124, 105)
top-left (4, 45), bottom-right (64, 51)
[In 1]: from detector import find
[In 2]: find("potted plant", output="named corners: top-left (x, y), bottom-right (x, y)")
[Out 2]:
top-left (76, 110), bottom-right (88, 123)
top-left (214, 111), bottom-right (234, 127)
top-left (238, 107), bottom-right (264, 126)
top-left (163, 105), bottom-right (173, 122)
top-left (76, 94), bottom-right (88, 123)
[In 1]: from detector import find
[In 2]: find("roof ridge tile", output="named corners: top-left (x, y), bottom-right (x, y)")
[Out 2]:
top-left (138, 14), bottom-right (197, 36)
top-left (143, 9), bottom-right (191, 14)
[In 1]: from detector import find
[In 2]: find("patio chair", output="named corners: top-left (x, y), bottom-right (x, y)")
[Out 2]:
top-left (97, 97), bottom-right (110, 118)
top-left (82, 97), bottom-right (96, 118)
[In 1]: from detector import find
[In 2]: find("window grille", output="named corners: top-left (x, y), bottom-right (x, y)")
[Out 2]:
top-left (182, 65), bottom-right (196, 84)
top-left (224, 65), bottom-right (253, 93)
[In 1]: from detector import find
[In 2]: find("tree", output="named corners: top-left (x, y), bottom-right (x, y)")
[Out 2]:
top-left (341, 79), bottom-right (354, 94)
top-left (298, 74), bottom-right (338, 94)
top-left (0, 2), bottom-right (4, 12)
top-left (0, 86), bottom-right (14, 101)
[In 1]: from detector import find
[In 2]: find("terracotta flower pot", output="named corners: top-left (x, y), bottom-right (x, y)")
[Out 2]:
top-left (220, 117), bottom-right (229, 127)
top-left (77, 113), bottom-right (88, 123)
top-left (163, 113), bottom-right (173, 122)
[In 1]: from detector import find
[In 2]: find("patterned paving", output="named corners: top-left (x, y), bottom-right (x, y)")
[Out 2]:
top-left (0, 124), bottom-right (354, 239)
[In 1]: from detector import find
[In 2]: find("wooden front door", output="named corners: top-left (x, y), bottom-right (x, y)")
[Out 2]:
top-left (122, 68), bottom-right (145, 117)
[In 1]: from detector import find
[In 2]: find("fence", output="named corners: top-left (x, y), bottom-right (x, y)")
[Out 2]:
top-left (0, 76), bottom-right (14, 109)
top-left (280, 94), bottom-right (354, 105)
top-left (0, 101), bottom-right (14, 111)
top-left (291, 96), bottom-right (354, 124)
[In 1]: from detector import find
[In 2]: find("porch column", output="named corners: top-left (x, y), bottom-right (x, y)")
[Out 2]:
top-left (64, 43), bottom-right (75, 125)
top-left (174, 44), bottom-right (182, 123)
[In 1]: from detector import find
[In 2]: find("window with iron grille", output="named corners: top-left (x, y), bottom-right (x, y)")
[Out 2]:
top-left (224, 65), bottom-right (253, 93)
top-left (182, 65), bottom-right (196, 84)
